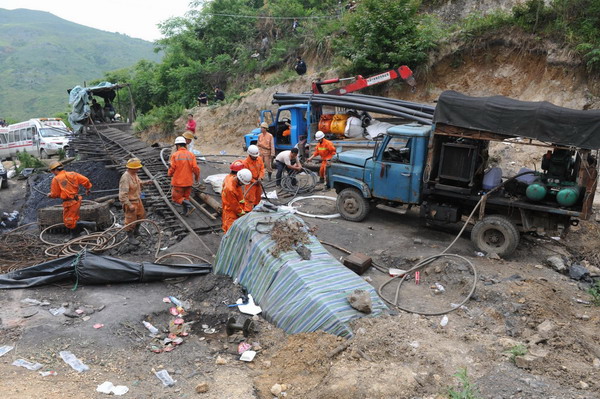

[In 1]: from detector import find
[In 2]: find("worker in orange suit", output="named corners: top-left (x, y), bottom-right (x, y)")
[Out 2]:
top-left (242, 145), bottom-right (265, 210)
top-left (307, 130), bottom-right (336, 184)
top-left (223, 160), bottom-right (245, 190)
top-left (47, 161), bottom-right (95, 239)
top-left (168, 136), bottom-right (200, 216)
top-left (221, 168), bottom-right (252, 233)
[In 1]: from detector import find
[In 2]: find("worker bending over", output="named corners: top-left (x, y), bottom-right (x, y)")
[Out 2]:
top-left (183, 131), bottom-right (200, 156)
top-left (47, 161), bottom-right (96, 239)
top-left (307, 131), bottom-right (336, 184)
top-left (257, 122), bottom-right (275, 180)
top-left (275, 148), bottom-right (302, 187)
top-left (119, 158), bottom-right (152, 245)
top-left (242, 145), bottom-right (265, 210)
top-left (168, 136), bottom-right (200, 216)
top-left (221, 168), bottom-right (252, 233)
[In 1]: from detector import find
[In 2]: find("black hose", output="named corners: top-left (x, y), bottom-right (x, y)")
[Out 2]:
top-left (274, 93), bottom-right (434, 120)
top-left (273, 99), bottom-right (433, 125)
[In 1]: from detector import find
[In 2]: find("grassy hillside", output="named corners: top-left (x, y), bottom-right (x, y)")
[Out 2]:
top-left (0, 8), bottom-right (162, 122)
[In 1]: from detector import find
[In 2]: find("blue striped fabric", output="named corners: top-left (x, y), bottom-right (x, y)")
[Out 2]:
top-left (214, 209), bottom-right (387, 337)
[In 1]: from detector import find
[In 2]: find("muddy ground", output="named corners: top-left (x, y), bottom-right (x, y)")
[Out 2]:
top-left (1, 160), bottom-right (600, 398)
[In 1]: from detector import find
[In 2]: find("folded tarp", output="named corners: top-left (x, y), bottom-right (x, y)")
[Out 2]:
top-left (0, 250), bottom-right (211, 289)
top-left (214, 209), bottom-right (387, 337)
top-left (433, 90), bottom-right (600, 149)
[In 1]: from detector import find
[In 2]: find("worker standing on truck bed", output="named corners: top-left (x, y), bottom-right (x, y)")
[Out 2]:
top-left (168, 136), bottom-right (200, 216)
top-left (242, 145), bottom-right (265, 210)
top-left (47, 161), bottom-right (96, 239)
top-left (221, 168), bottom-right (252, 233)
top-left (257, 122), bottom-right (275, 180)
top-left (275, 148), bottom-right (302, 187)
top-left (119, 158), bottom-right (152, 245)
top-left (307, 130), bottom-right (336, 184)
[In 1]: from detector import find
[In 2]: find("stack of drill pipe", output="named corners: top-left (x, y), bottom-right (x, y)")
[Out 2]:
top-left (272, 93), bottom-right (435, 125)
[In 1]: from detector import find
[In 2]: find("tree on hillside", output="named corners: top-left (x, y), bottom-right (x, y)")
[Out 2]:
top-left (340, 0), bottom-right (439, 74)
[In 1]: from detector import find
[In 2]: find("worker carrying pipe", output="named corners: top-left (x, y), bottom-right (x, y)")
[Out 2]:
top-left (307, 131), bottom-right (336, 184)
top-left (221, 167), bottom-right (252, 233)
top-left (46, 161), bottom-right (96, 239)
top-left (168, 136), bottom-right (200, 216)
top-left (242, 145), bottom-right (265, 210)
top-left (119, 157), bottom-right (152, 245)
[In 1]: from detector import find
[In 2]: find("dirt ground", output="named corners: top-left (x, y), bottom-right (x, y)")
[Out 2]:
top-left (1, 166), bottom-right (600, 398)
top-left (2, 37), bottom-right (600, 398)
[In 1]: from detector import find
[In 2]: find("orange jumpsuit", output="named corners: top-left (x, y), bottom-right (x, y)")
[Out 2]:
top-left (242, 155), bottom-right (265, 210)
top-left (168, 147), bottom-right (200, 204)
top-left (221, 174), bottom-right (246, 233)
top-left (49, 170), bottom-right (92, 229)
top-left (119, 171), bottom-right (145, 231)
top-left (311, 138), bottom-right (336, 178)
top-left (257, 132), bottom-right (275, 173)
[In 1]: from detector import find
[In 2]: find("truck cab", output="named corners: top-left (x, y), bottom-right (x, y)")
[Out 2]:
top-left (243, 104), bottom-right (311, 156)
top-left (327, 123), bottom-right (431, 220)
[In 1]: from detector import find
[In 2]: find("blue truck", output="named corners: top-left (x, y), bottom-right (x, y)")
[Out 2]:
top-left (327, 91), bottom-right (600, 256)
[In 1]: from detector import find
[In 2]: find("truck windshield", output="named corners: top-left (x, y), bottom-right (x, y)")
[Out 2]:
top-left (39, 127), bottom-right (69, 138)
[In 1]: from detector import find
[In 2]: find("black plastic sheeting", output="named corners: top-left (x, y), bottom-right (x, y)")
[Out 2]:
top-left (0, 250), bottom-right (212, 289)
top-left (433, 90), bottom-right (600, 150)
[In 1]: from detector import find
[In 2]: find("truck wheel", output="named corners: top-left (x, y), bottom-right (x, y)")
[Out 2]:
top-left (39, 149), bottom-right (48, 159)
top-left (0, 177), bottom-right (6, 189)
top-left (471, 215), bottom-right (520, 257)
top-left (337, 187), bottom-right (370, 222)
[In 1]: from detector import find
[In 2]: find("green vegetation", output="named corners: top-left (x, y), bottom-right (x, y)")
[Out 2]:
top-left (588, 280), bottom-right (600, 306)
top-left (0, 8), bottom-right (160, 122)
top-left (14, 151), bottom-right (45, 175)
top-left (3, 0), bottom-right (600, 130)
top-left (447, 368), bottom-right (482, 399)
top-left (505, 344), bottom-right (527, 363)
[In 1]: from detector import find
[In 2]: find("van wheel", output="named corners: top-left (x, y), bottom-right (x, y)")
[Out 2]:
top-left (39, 149), bottom-right (48, 159)
top-left (337, 187), bottom-right (370, 222)
top-left (0, 178), bottom-right (6, 189)
top-left (471, 215), bottom-right (520, 257)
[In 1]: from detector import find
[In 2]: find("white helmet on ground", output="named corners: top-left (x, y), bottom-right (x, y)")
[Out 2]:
top-left (315, 131), bottom-right (325, 140)
top-left (174, 136), bottom-right (186, 145)
top-left (237, 168), bottom-right (252, 185)
top-left (247, 144), bottom-right (259, 157)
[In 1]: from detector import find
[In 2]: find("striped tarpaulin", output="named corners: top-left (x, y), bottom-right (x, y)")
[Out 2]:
top-left (214, 209), bottom-right (387, 337)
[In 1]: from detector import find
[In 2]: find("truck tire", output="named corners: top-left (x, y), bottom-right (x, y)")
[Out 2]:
top-left (337, 187), bottom-right (370, 222)
top-left (471, 215), bottom-right (520, 257)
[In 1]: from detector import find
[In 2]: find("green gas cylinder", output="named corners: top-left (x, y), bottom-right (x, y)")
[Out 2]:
top-left (556, 186), bottom-right (580, 207)
top-left (526, 182), bottom-right (547, 201)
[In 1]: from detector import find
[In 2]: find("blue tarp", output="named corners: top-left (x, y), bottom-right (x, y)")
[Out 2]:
top-left (214, 208), bottom-right (387, 337)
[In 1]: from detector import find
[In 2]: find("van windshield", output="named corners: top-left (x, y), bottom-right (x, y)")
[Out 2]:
top-left (39, 127), bottom-right (69, 138)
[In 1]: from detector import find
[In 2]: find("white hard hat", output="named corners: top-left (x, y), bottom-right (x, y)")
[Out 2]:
top-left (174, 136), bottom-right (186, 145)
top-left (237, 168), bottom-right (252, 185)
top-left (247, 145), bottom-right (259, 157)
top-left (315, 131), bottom-right (325, 140)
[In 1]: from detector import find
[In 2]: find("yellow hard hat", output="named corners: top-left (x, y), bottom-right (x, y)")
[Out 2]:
top-left (182, 131), bottom-right (194, 140)
top-left (126, 158), bottom-right (143, 169)
top-left (48, 161), bottom-right (62, 171)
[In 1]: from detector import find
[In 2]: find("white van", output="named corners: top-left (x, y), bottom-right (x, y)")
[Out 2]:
top-left (0, 118), bottom-right (71, 160)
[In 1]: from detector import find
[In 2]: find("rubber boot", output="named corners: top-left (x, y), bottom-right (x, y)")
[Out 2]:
top-left (133, 224), bottom-right (141, 237)
top-left (127, 231), bottom-right (140, 246)
top-left (268, 172), bottom-right (272, 181)
top-left (182, 200), bottom-right (195, 216)
top-left (319, 177), bottom-right (325, 184)
top-left (180, 201), bottom-right (188, 215)
top-left (68, 228), bottom-right (79, 241)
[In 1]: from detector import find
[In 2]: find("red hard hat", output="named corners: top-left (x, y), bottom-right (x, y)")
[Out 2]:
top-left (230, 160), bottom-right (244, 172)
